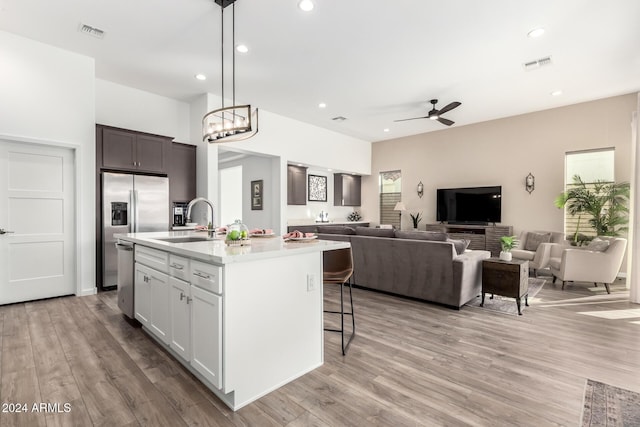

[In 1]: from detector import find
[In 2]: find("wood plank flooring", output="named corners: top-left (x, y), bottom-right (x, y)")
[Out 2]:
top-left (1, 277), bottom-right (639, 426)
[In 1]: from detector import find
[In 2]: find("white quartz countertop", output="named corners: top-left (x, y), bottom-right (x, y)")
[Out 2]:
top-left (115, 231), bottom-right (350, 264)
top-left (287, 221), bottom-right (369, 227)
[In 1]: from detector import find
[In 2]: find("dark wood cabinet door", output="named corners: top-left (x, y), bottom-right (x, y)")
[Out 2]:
top-left (334, 174), bottom-right (361, 206)
top-left (170, 143), bottom-right (197, 203)
top-left (102, 128), bottom-right (136, 171)
top-left (136, 134), bottom-right (167, 173)
top-left (287, 165), bottom-right (307, 205)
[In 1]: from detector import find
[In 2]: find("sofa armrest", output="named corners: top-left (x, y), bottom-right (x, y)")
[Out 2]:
top-left (452, 250), bottom-right (491, 307)
top-left (532, 242), bottom-right (554, 269)
top-left (549, 242), bottom-right (568, 259)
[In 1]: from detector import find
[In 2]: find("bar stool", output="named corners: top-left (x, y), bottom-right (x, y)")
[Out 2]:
top-left (323, 247), bottom-right (355, 355)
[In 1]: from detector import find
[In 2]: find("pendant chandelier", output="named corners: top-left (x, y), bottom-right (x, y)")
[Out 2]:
top-left (203, 0), bottom-right (258, 143)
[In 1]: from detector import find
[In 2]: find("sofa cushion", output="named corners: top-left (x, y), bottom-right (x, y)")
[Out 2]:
top-left (355, 226), bottom-right (395, 238)
top-left (524, 232), bottom-right (551, 251)
top-left (316, 225), bottom-right (356, 235)
top-left (585, 238), bottom-right (610, 252)
top-left (395, 230), bottom-right (448, 241)
top-left (447, 238), bottom-right (471, 255)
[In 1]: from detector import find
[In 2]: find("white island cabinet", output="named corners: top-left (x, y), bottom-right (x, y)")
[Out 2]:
top-left (117, 231), bottom-right (350, 411)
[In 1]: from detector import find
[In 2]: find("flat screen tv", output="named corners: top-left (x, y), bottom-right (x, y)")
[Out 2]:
top-left (436, 186), bottom-right (502, 224)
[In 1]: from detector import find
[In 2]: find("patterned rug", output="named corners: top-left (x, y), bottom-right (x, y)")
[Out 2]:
top-left (581, 379), bottom-right (640, 426)
top-left (465, 278), bottom-right (545, 315)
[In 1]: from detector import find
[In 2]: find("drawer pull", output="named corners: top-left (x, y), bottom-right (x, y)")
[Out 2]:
top-left (179, 292), bottom-right (186, 301)
top-left (186, 296), bottom-right (192, 304)
top-left (170, 263), bottom-right (184, 270)
top-left (193, 272), bottom-right (212, 280)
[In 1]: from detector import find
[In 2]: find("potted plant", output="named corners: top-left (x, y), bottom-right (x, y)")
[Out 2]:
top-left (409, 212), bottom-right (423, 229)
top-left (499, 235), bottom-right (517, 261)
top-left (554, 174), bottom-right (630, 243)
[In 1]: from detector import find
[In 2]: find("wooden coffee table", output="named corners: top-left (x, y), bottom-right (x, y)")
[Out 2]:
top-left (481, 258), bottom-right (529, 315)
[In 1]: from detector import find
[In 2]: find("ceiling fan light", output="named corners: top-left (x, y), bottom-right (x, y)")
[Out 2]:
top-left (429, 115), bottom-right (439, 120)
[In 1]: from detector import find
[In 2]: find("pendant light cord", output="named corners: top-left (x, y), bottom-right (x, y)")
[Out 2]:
top-left (232, 2), bottom-right (236, 108)
top-left (221, 4), bottom-right (224, 110)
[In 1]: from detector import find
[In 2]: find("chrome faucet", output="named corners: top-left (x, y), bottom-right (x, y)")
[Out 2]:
top-left (186, 197), bottom-right (216, 237)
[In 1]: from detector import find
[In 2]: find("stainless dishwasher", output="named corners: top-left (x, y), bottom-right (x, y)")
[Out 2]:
top-left (116, 240), bottom-right (135, 318)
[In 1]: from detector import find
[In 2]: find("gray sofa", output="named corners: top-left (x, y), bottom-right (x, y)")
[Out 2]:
top-left (316, 226), bottom-right (491, 308)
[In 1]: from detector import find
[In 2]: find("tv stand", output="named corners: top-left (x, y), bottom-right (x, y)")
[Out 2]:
top-left (425, 223), bottom-right (513, 256)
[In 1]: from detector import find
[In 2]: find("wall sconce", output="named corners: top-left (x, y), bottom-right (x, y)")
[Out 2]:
top-left (417, 181), bottom-right (424, 198)
top-left (525, 173), bottom-right (535, 194)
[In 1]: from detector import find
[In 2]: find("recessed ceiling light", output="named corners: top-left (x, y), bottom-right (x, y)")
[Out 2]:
top-left (298, 0), bottom-right (314, 12)
top-left (328, 168), bottom-right (333, 172)
top-left (195, 74), bottom-right (207, 81)
top-left (383, 128), bottom-right (390, 132)
top-left (318, 102), bottom-right (326, 109)
top-left (527, 27), bottom-right (545, 38)
top-left (551, 90), bottom-right (563, 96)
top-left (297, 163), bottom-right (303, 167)
top-left (236, 44), bottom-right (248, 53)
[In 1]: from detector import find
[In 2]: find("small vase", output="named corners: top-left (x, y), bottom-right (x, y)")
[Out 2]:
top-left (499, 251), bottom-right (512, 261)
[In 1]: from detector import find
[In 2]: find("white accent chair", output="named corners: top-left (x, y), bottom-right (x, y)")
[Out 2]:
top-left (548, 237), bottom-right (627, 294)
top-left (510, 231), bottom-right (568, 276)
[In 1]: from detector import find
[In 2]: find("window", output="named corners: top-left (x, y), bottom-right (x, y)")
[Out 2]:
top-left (563, 148), bottom-right (615, 238)
top-left (380, 170), bottom-right (401, 228)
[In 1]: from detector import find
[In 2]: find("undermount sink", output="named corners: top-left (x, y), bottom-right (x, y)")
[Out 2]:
top-left (154, 236), bottom-right (216, 243)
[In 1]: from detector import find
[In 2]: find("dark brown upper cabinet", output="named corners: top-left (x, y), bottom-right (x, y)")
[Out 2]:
top-left (334, 173), bottom-right (361, 206)
top-left (99, 125), bottom-right (171, 174)
top-left (287, 165), bottom-right (307, 205)
top-left (169, 142), bottom-right (197, 203)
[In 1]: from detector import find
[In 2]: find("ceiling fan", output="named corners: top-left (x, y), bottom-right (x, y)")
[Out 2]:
top-left (395, 99), bottom-right (462, 126)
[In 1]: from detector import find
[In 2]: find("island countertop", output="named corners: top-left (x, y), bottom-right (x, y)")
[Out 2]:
top-left (115, 231), bottom-right (350, 264)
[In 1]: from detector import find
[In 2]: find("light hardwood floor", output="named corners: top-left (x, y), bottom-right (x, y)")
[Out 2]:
top-left (1, 278), bottom-right (639, 426)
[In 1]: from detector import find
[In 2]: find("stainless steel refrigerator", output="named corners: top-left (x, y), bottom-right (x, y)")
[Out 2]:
top-left (102, 172), bottom-right (169, 290)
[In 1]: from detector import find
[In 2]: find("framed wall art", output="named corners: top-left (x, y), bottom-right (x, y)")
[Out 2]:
top-left (251, 179), bottom-right (263, 210)
top-left (308, 175), bottom-right (327, 202)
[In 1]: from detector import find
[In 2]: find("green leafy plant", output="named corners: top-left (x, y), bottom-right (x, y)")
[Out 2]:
top-left (500, 236), bottom-right (518, 252)
top-left (409, 212), bottom-right (423, 229)
top-left (555, 174), bottom-right (630, 242)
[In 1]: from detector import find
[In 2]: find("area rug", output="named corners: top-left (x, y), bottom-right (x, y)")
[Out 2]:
top-left (465, 278), bottom-right (545, 315)
top-left (581, 379), bottom-right (640, 426)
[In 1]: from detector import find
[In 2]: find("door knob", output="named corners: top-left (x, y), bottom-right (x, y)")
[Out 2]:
top-left (0, 228), bottom-right (15, 235)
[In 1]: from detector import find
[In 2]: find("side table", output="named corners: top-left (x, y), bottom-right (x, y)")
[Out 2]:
top-left (481, 258), bottom-right (529, 315)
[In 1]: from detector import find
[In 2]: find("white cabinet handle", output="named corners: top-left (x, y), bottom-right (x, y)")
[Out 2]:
top-left (170, 263), bottom-right (184, 270)
top-left (179, 292), bottom-right (186, 301)
top-left (193, 272), bottom-right (211, 280)
top-left (186, 296), bottom-right (192, 304)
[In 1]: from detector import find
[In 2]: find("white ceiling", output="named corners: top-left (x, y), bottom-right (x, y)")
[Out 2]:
top-left (1, 0), bottom-right (639, 142)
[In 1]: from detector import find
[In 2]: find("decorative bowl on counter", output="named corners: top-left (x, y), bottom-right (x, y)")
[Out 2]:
top-left (225, 219), bottom-right (251, 246)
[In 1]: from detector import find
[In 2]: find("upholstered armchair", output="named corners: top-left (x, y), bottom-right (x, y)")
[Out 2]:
top-left (510, 231), bottom-right (568, 276)
top-left (548, 237), bottom-right (627, 294)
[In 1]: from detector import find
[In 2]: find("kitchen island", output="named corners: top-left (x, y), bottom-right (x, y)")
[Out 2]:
top-left (116, 231), bottom-right (350, 410)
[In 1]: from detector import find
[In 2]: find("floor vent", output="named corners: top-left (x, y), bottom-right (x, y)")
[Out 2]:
top-left (523, 56), bottom-right (552, 70)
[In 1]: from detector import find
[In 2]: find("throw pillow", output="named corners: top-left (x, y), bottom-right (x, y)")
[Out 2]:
top-left (355, 226), bottom-right (395, 238)
top-left (524, 232), bottom-right (551, 252)
top-left (447, 238), bottom-right (471, 255)
top-left (317, 225), bottom-right (356, 235)
top-left (395, 230), bottom-right (448, 241)
top-left (586, 238), bottom-right (610, 252)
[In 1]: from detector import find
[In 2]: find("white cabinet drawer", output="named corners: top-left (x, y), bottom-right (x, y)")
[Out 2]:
top-left (169, 254), bottom-right (190, 281)
top-left (135, 245), bottom-right (169, 273)
top-left (190, 260), bottom-right (223, 295)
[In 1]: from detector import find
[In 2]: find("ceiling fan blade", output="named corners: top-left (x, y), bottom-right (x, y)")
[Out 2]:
top-left (437, 101), bottom-right (461, 115)
top-left (437, 117), bottom-right (454, 126)
top-left (394, 116), bottom-right (429, 122)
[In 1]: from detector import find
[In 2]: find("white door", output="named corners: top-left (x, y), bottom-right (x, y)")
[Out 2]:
top-left (191, 285), bottom-right (222, 389)
top-left (149, 267), bottom-right (170, 345)
top-left (134, 263), bottom-right (151, 326)
top-left (169, 276), bottom-right (191, 361)
top-left (0, 140), bottom-right (75, 305)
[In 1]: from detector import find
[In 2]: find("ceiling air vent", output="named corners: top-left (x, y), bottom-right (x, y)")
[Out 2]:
top-left (79, 23), bottom-right (105, 39)
top-left (331, 116), bottom-right (347, 122)
top-left (523, 56), bottom-right (552, 70)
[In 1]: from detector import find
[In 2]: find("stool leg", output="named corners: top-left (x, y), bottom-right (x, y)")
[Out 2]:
top-left (340, 282), bottom-right (346, 355)
top-left (348, 280), bottom-right (355, 335)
